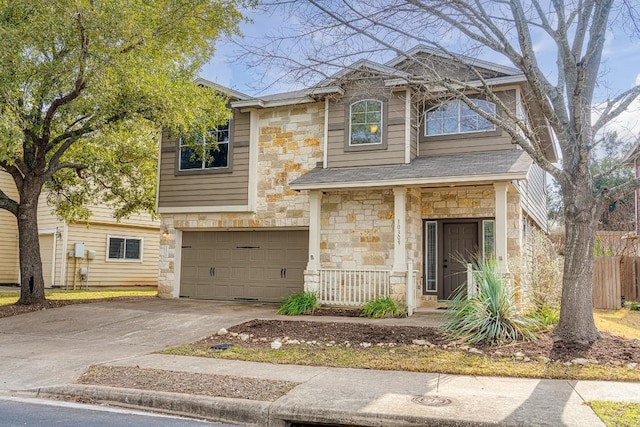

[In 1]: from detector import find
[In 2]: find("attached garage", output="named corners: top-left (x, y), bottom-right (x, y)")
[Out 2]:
top-left (180, 230), bottom-right (308, 302)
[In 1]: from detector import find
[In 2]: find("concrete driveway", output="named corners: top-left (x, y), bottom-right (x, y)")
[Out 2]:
top-left (0, 299), bottom-right (278, 392)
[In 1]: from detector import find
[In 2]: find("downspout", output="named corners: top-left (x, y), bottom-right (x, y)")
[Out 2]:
top-left (405, 88), bottom-right (411, 164)
top-left (323, 98), bottom-right (329, 168)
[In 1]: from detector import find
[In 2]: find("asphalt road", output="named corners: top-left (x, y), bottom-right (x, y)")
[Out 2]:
top-left (0, 395), bottom-right (244, 427)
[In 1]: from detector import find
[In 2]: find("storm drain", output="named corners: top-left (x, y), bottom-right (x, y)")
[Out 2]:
top-left (411, 395), bottom-right (453, 407)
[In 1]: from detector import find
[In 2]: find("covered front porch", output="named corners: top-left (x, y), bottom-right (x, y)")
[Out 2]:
top-left (290, 150), bottom-right (531, 313)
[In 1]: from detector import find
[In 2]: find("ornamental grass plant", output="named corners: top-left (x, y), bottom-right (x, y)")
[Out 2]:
top-left (442, 257), bottom-right (540, 345)
top-left (360, 296), bottom-right (406, 318)
top-left (277, 291), bottom-right (318, 315)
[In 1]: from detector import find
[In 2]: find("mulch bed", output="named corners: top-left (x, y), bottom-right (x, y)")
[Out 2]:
top-left (205, 319), bottom-right (640, 365)
top-left (78, 365), bottom-right (298, 402)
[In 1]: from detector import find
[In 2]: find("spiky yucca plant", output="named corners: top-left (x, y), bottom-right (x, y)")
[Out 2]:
top-left (442, 257), bottom-right (539, 345)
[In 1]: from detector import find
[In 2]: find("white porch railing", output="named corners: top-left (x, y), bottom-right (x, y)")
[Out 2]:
top-left (318, 269), bottom-right (390, 306)
top-left (467, 263), bottom-right (478, 297)
top-left (406, 262), bottom-right (418, 316)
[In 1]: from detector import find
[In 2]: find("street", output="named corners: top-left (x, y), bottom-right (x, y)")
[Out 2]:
top-left (0, 395), bottom-right (244, 427)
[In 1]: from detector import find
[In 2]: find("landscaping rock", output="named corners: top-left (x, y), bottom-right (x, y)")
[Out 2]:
top-left (216, 328), bottom-right (228, 336)
top-left (571, 358), bottom-right (589, 365)
top-left (626, 363), bottom-right (638, 370)
top-left (239, 334), bottom-right (250, 342)
top-left (412, 339), bottom-right (427, 346)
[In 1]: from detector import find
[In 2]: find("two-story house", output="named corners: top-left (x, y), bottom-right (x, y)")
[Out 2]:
top-left (0, 171), bottom-right (160, 289)
top-left (157, 47), bottom-right (555, 308)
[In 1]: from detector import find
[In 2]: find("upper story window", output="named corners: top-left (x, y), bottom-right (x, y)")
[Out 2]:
top-left (107, 236), bottom-right (142, 262)
top-left (349, 99), bottom-right (383, 145)
top-left (425, 99), bottom-right (496, 136)
top-left (179, 122), bottom-right (229, 170)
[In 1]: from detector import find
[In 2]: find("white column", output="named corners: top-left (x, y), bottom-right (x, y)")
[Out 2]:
top-left (494, 182), bottom-right (509, 273)
top-left (307, 190), bottom-right (322, 271)
top-left (392, 187), bottom-right (407, 272)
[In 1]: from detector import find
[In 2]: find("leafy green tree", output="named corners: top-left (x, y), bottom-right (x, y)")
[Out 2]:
top-left (0, 0), bottom-right (250, 304)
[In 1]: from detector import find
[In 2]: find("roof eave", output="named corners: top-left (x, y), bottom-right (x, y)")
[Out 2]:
top-left (290, 171), bottom-right (528, 191)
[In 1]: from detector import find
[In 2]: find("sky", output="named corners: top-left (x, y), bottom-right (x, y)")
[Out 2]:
top-left (199, 6), bottom-right (640, 142)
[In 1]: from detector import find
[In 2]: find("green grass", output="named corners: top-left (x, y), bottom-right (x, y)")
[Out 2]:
top-left (0, 289), bottom-right (156, 306)
top-left (161, 343), bottom-right (640, 382)
top-left (589, 401), bottom-right (640, 427)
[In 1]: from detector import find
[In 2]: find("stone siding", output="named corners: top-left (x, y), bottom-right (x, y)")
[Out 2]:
top-left (158, 103), bottom-right (324, 297)
top-left (421, 185), bottom-right (522, 261)
top-left (320, 189), bottom-right (394, 270)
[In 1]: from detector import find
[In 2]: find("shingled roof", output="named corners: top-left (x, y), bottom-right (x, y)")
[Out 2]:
top-left (290, 150), bottom-right (533, 190)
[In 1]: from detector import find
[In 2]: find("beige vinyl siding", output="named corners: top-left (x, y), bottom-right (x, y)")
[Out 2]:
top-left (157, 120), bottom-right (250, 208)
top-left (410, 101), bottom-right (418, 160)
top-left (418, 90), bottom-right (517, 156)
top-left (61, 223), bottom-right (159, 288)
top-left (516, 163), bottom-right (548, 232)
top-left (0, 209), bottom-right (19, 284)
top-left (327, 89), bottom-right (406, 168)
top-left (0, 172), bottom-right (19, 284)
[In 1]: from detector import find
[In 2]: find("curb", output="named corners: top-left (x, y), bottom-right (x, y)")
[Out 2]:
top-left (26, 385), bottom-right (273, 426)
top-left (22, 384), bottom-right (516, 427)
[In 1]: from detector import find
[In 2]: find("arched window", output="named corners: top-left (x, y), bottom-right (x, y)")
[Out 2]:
top-left (425, 99), bottom-right (496, 136)
top-left (349, 99), bottom-right (383, 145)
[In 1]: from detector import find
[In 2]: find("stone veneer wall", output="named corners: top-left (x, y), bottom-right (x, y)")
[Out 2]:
top-left (406, 188), bottom-right (423, 303)
top-left (319, 189), bottom-right (395, 270)
top-left (158, 103), bottom-right (324, 297)
top-left (420, 185), bottom-right (522, 262)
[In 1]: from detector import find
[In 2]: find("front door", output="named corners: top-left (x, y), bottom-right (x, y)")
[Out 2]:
top-left (442, 222), bottom-right (479, 299)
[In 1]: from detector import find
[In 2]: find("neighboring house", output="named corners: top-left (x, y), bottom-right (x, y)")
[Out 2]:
top-left (0, 171), bottom-right (160, 289)
top-left (157, 47), bottom-right (555, 307)
top-left (623, 143), bottom-right (640, 236)
top-left (0, 172), bottom-right (19, 285)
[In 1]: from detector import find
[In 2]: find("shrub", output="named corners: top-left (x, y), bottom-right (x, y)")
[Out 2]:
top-left (277, 291), bottom-right (318, 315)
top-left (526, 304), bottom-right (560, 329)
top-left (442, 257), bottom-right (540, 345)
top-left (361, 296), bottom-right (406, 318)
top-left (628, 301), bottom-right (639, 311)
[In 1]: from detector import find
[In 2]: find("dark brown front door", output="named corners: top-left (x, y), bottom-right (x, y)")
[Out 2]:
top-left (442, 222), bottom-right (479, 299)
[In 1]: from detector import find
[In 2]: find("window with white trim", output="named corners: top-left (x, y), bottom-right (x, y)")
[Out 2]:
top-left (349, 99), bottom-right (382, 145)
top-left (483, 219), bottom-right (495, 259)
top-left (179, 122), bottom-right (229, 170)
top-left (425, 99), bottom-right (496, 136)
top-left (425, 221), bottom-right (437, 292)
top-left (107, 236), bottom-right (142, 261)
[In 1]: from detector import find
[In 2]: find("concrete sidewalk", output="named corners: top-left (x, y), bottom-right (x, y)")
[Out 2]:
top-left (30, 354), bottom-right (640, 427)
top-left (2, 299), bottom-right (640, 426)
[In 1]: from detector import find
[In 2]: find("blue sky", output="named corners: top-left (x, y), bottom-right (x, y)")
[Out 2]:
top-left (199, 8), bottom-right (640, 140)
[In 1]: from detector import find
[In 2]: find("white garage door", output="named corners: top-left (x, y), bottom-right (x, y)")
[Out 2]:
top-left (180, 230), bottom-right (308, 302)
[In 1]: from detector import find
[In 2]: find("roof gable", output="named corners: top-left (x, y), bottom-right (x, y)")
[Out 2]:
top-left (385, 45), bottom-right (521, 78)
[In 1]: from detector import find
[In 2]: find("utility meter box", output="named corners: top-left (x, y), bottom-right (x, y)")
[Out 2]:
top-left (79, 267), bottom-right (88, 281)
top-left (74, 242), bottom-right (85, 258)
top-left (87, 249), bottom-right (96, 260)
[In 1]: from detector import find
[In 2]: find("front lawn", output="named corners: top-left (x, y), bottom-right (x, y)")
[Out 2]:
top-left (0, 288), bottom-right (157, 306)
top-left (589, 401), bottom-right (640, 427)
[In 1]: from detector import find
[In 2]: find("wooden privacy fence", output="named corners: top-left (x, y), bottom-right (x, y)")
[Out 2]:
top-left (593, 256), bottom-right (640, 309)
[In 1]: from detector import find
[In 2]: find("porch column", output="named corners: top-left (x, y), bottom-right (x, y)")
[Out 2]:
top-left (307, 190), bottom-right (322, 272)
top-left (392, 187), bottom-right (407, 272)
top-left (494, 182), bottom-right (509, 273)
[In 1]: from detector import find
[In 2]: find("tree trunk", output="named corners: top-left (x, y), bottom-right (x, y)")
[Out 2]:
top-left (554, 192), bottom-right (601, 343)
top-left (17, 182), bottom-right (45, 305)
